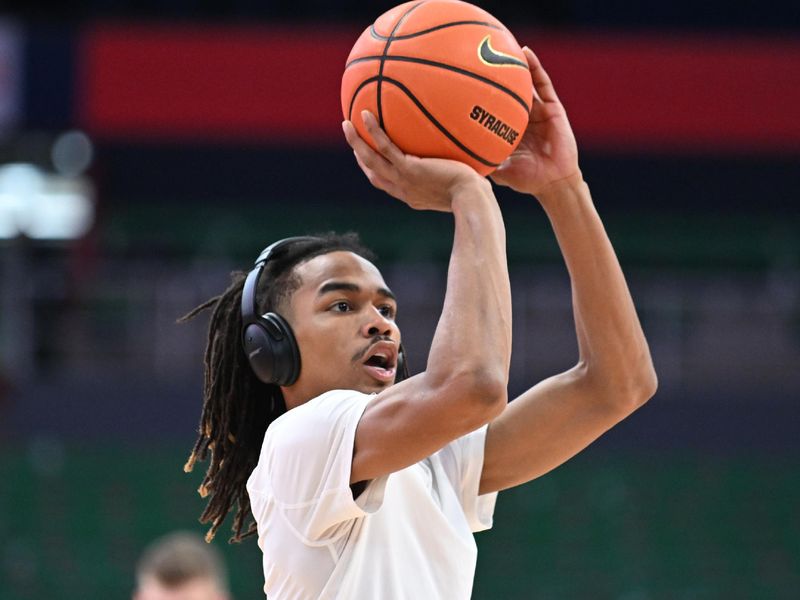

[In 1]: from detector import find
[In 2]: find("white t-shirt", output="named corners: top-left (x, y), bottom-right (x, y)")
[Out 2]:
top-left (246, 389), bottom-right (498, 600)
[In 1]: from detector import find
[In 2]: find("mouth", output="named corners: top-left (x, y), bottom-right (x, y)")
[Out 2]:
top-left (361, 341), bottom-right (398, 384)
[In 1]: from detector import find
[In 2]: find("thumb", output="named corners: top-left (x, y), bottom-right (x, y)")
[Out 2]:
top-left (489, 159), bottom-right (512, 186)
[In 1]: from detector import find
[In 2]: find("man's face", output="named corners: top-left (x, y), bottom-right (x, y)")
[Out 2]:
top-left (284, 251), bottom-right (401, 401)
top-left (133, 577), bottom-right (227, 600)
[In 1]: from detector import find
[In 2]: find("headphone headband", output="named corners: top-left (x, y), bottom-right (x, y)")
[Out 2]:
top-left (241, 236), bottom-right (321, 325)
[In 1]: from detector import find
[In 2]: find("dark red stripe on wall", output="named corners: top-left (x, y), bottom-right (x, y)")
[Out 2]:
top-left (79, 24), bottom-right (357, 143)
top-left (79, 24), bottom-right (800, 153)
top-left (534, 33), bottom-right (800, 153)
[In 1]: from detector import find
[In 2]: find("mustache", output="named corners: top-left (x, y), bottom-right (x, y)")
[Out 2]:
top-left (351, 335), bottom-right (395, 363)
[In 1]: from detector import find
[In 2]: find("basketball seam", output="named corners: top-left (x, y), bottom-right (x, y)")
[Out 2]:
top-left (381, 76), bottom-right (499, 168)
top-left (345, 55), bottom-right (531, 114)
top-left (378, 1), bottom-right (428, 130)
top-left (369, 20), bottom-right (503, 41)
top-left (348, 76), bottom-right (380, 121)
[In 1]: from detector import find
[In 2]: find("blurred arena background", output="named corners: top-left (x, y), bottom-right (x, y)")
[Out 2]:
top-left (0, 1), bottom-right (798, 598)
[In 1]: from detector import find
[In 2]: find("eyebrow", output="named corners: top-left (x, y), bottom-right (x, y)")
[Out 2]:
top-left (317, 281), bottom-right (397, 301)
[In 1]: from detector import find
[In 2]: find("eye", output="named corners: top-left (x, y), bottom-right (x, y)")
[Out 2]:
top-left (378, 304), bottom-right (396, 319)
top-left (332, 301), bottom-right (352, 313)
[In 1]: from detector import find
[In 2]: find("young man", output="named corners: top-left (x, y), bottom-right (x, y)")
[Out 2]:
top-left (133, 532), bottom-right (230, 600)
top-left (184, 49), bottom-right (656, 599)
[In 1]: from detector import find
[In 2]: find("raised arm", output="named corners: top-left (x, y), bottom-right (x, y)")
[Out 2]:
top-left (479, 49), bottom-right (657, 494)
top-left (342, 111), bottom-right (511, 485)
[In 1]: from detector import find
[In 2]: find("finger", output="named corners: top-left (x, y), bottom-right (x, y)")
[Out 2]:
top-left (354, 150), bottom-right (405, 200)
top-left (361, 110), bottom-right (405, 164)
top-left (523, 47), bottom-right (560, 104)
top-left (354, 150), bottom-right (397, 193)
top-left (343, 120), bottom-right (393, 175)
top-left (344, 119), bottom-right (404, 201)
top-left (342, 119), bottom-right (373, 153)
top-left (488, 162), bottom-right (510, 187)
top-left (522, 48), bottom-right (544, 106)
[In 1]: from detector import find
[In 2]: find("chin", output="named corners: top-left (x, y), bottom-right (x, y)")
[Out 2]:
top-left (358, 379), bottom-right (393, 393)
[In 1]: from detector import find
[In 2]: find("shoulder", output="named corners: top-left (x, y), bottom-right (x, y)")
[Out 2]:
top-left (253, 389), bottom-right (375, 504)
top-left (267, 389), bottom-right (374, 451)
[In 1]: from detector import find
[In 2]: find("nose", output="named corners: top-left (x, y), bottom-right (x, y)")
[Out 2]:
top-left (361, 306), bottom-right (396, 339)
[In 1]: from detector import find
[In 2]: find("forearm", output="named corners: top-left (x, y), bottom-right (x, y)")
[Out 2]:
top-left (537, 175), bottom-right (655, 395)
top-left (351, 178), bottom-right (510, 483)
top-left (426, 178), bottom-right (512, 388)
top-left (478, 179), bottom-right (656, 494)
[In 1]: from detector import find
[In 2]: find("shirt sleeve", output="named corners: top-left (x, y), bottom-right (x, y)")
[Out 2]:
top-left (435, 424), bottom-right (498, 532)
top-left (254, 390), bottom-right (389, 546)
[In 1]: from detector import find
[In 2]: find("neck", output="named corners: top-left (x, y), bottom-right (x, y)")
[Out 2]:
top-left (280, 385), bottom-right (314, 411)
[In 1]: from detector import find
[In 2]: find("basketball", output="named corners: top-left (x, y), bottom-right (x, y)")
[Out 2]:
top-left (341, 0), bottom-right (533, 176)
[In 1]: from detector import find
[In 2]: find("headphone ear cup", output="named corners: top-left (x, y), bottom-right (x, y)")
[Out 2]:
top-left (263, 313), bottom-right (301, 386)
top-left (242, 322), bottom-right (274, 384)
top-left (242, 314), bottom-right (301, 386)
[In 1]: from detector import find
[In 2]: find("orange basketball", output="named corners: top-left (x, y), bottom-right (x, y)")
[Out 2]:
top-left (342, 0), bottom-right (533, 176)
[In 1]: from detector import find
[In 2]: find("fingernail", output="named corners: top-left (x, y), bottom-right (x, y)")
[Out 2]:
top-left (341, 120), bottom-right (348, 133)
top-left (361, 109), bottom-right (372, 124)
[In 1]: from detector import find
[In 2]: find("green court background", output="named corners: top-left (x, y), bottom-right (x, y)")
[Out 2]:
top-left (1, 442), bottom-right (796, 599)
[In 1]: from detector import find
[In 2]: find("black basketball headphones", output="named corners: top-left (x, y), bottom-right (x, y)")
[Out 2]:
top-left (241, 236), bottom-right (407, 387)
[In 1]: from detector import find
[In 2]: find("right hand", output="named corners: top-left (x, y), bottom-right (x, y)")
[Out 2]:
top-left (488, 48), bottom-right (581, 199)
top-left (342, 110), bottom-right (488, 212)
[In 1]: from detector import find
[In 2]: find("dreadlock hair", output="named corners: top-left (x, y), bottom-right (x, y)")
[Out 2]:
top-left (179, 232), bottom-right (408, 544)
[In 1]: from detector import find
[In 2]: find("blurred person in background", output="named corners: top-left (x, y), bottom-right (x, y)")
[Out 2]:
top-left (133, 531), bottom-right (230, 600)
top-left (183, 49), bottom-right (656, 598)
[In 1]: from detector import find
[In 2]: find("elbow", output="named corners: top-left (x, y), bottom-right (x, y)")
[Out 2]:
top-left (587, 354), bottom-right (658, 413)
top-left (625, 358), bottom-right (659, 409)
top-left (428, 366), bottom-right (508, 424)
top-left (638, 360), bottom-right (658, 404)
top-left (620, 364), bottom-right (657, 411)
top-left (468, 369), bottom-right (508, 417)
top-left (629, 345), bottom-right (658, 406)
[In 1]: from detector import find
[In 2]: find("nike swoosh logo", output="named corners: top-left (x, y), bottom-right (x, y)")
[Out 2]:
top-left (478, 35), bottom-right (527, 68)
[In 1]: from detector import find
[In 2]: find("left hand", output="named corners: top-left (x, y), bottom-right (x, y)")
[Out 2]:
top-left (490, 47), bottom-right (582, 197)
